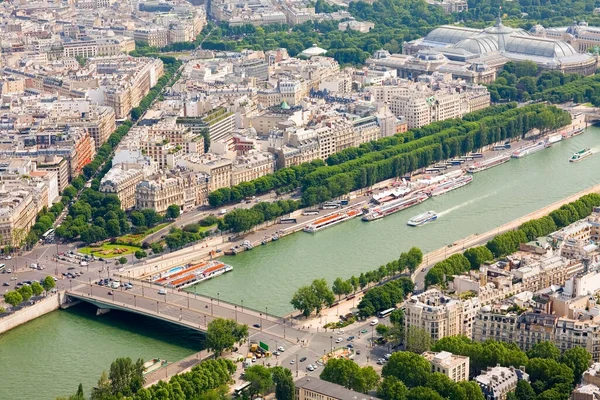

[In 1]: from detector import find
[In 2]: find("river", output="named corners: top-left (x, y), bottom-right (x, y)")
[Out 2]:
top-left (0, 303), bottom-right (202, 400)
top-left (191, 126), bottom-right (600, 315)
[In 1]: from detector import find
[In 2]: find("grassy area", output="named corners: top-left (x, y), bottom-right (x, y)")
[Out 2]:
top-left (582, 102), bottom-right (594, 107)
top-left (79, 244), bottom-right (141, 258)
top-left (117, 222), bottom-right (172, 245)
top-left (198, 224), bottom-right (217, 233)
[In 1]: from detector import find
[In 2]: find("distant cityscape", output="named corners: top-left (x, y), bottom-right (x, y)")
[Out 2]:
top-left (3, 0), bottom-right (600, 399)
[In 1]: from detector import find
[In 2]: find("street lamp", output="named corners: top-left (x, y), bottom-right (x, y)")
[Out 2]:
top-left (330, 336), bottom-right (333, 351)
top-left (134, 295), bottom-right (137, 307)
top-left (69, 279), bottom-right (72, 290)
top-left (259, 313), bottom-right (262, 331)
top-left (157, 301), bottom-right (159, 313)
top-left (241, 299), bottom-right (244, 312)
top-left (204, 314), bottom-right (207, 327)
top-left (217, 292), bottom-right (220, 305)
top-left (235, 305), bottom-right (238, 322)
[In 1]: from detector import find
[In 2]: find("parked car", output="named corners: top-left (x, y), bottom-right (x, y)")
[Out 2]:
top-left (347, 336), bottom-right (355, 341)
top-left (2, 282), bottom-right (10, 286)
top-left (300, 357), bottom-right (307, 362)
top-left (253, 323), bottom-right (261, 328)
top-left (158, 289), bottom-right (166, 295)
top-left (335, 337), bottom-right (343, 343)
top-left (277, 346), bottom-right (285, 352)
top-left (347, 344), bottom-right (354, 349)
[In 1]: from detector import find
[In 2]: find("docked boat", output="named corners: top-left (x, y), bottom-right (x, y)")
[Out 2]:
top-left (303, 209), bottom-right (361, 233)
top-left (362, 193), bottom-right (429, 222)
top-left (570, 148), bottom-right (593, 162)
top-left (143, 358), bottom-right (168, 375)
top-left (162, 260), bottom-right (233, 288)
top-left (429, 175), bottom-right (473, 197)
top-left (547, 133), bottom-right (563, 144)
top-left (511, 141), bottom-right (549, 158)
top-left (466, 154), bottom-right (511, 173)
top-left (407, 211), bottom-right (438, 227)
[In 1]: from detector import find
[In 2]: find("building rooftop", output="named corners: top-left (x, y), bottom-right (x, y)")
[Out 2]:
top-left (295, 377), bottom-right (381, 400)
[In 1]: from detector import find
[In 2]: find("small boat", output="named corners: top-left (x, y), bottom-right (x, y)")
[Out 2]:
top-left (570, 148), bottom-right (592, 162)
top-left (143, 358), bottom-right (167, 375)
top-left (407, 211), bottom-right (438, 227)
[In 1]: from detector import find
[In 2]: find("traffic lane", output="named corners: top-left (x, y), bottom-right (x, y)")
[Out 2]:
top-left (82, 283), bottom-right (281, 331)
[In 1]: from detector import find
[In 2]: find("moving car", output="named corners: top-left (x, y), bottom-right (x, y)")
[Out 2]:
top-left (335, 337), bottom-right (343, 343)
top-left (299, 357), bottom-right (307, 362)
top-left (158, 289), bottom-right (166, 295)
top-left (253, 324), bottom-right (261, 328)
top-left (370, 319), bottom-right (379, 326)
top-left (277, 346), bottom-right (285, 352)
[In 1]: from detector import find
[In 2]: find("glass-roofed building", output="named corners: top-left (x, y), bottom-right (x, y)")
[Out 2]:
top-left (367, 17), bottom-right (598, 83)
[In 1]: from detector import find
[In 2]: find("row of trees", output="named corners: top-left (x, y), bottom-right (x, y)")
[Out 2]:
top-left (433, 336), bottom-right (591, 400)
top-left (425, 193), bottom-right (600, 287)
top-left (3, 277), bottom-right (55, 308)
top-left (59, 356), bottom-right (236, 400)
top-left (290, 247), bottom-right (422, 317)
top-left (207, 104), bottom-right (570, 237)
top-left (208, 160), bottom-right (325, 207)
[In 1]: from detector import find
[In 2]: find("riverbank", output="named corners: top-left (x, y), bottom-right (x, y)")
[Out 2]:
top-left (0, 291), bottom-right (63, 335)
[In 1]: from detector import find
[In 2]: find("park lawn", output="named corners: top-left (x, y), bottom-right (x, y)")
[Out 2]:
top-left (198, 224), bottom-right (217, 233)
top-left (117, 222), bottom-right (172, 245)
top-left (79, 244), bottom-right (141, 258)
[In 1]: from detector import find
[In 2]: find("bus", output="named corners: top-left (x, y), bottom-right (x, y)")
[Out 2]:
top-left (302, 209), bottom-right (319, 216)
top-left (279, 218), bottom-right (297, 224)
top-left (233, 382), bottom-right (251, 397)
top-left (42, 229), bottom-right (54, 240)
top-left (321, 201), bottom-right (339, 210)
top-left (378, 308), bottom-right (395, 318)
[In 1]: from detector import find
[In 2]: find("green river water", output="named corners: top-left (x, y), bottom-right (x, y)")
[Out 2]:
top-left (193, 126), bottom-right (600, 315)
top-left (0, 303), bottom-right (203, 400)
top-left (2, 126), bottom-right (600, 399)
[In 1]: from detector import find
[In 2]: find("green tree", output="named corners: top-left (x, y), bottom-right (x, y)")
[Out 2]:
top-left (320, 358), bottom-right (379, 393)
top-left (130, 211), bottom-right (147, 227)
top-left (382, 352), bottom-right (431, 388)
top-left (290, 279), bottom-right (335, 317)
top-left (205, 318), bottom-right (249, 356)
top-left (404, 326), bottom-right (432, 354)
top-left (42, 275), bottom-right (56, 292)
top-left (560, 347), bottom-right (592, 379)
top-left (134, 250), bottom-right (147, 260)
top-left (513, 380), bottom-right (536, 400)
top-left (377, 376), bottom-right (408, 400)
top-left (108, 357), bottom-right (145, 396)
top-left (90, 371), bottom-right (112, 400)
top-left (31, 281), bottom-right (44, 297)
top-left (18, 284), bottom-right (33, 302)
top-left (406, 386), bottom-right (444, 400)
top-left (3, 290), bottom-right (23, 307)
top-left (119, 257), bottom-right (127, 265)
top-left (166, 204), bottom-right (181, 219)
top-left (245, 365), bottom-right (273, 398)
top-left (272, 366), bottom-right (295, 400)
top-left (526, 341), bottom-right (561, 361)
top-left (332, 277), bottom-right (352, 301)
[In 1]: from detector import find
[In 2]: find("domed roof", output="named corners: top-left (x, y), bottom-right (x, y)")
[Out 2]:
top-left (453, 36), bottom-right (498, 54)
top-left (423, 26), bottom-right (479, 45)
top-left (505, 36), bottom-right (578, 58)
top-left (414, 50), bottom-right (447, 62)
top-left (529, 24), bottom-right (545, 34)
top-left (482, 17), bottom-right (514, 51)
top-left (301, 44), bottom-right (327, 57)
top-left (484, 17), bottom-right (514, 35)
top-left (482, 305), bottom-right (492, 312)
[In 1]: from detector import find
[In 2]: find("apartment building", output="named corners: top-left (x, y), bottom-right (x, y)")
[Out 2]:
top-left (99, 165), bottom-right (145, 210)
top-left (231, 152), bottom-right (275, 186)
top-left (35, 156), bottom-right (69, 192)
top-left (422, 351), bottom-right (470, 382)
top-left (0, 188), bottom-right (37, 247)
top-left (181, 154), bottom-right (233, 191)
top-left (136, 176), bottom-right (184, 214)
top-left (404, 289), bottom-right (481, 341)
top-left (473, 308), bottom-right (600, 361)
top-left (475, 366), bottom-right (529, 400)
top-left (134, 28), bottom-right (169, 48)
top-left (47, 101), bottom-right (116, 149)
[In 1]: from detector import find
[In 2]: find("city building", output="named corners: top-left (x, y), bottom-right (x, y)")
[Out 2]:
top-left (99, 165), bottom-right (145, 210)
top-left (404, 289), bottom-right (481, 341)
top-left (295, 377), bottom-right (381, 400)
top-left (422, 351), bottom-right (470, 382)
top-left (475, 365), bottom-right (529, 400)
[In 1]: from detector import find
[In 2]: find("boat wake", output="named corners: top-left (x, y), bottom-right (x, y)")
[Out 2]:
top-left (437, 190), bottom-right (498, 217)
